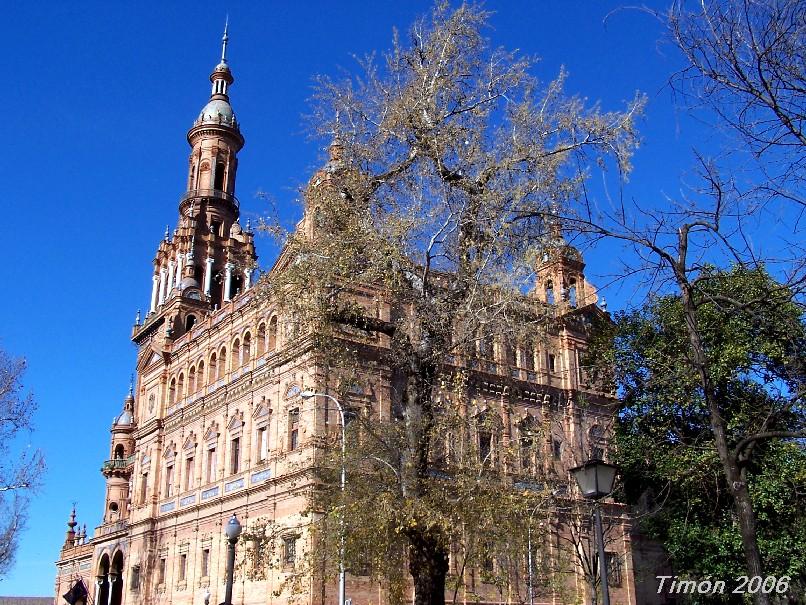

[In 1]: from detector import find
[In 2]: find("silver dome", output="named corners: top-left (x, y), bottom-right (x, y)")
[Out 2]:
top-left (180, 276), bottom-right (201, 290)
top-left (197, 99), bottom-right (236, 126)
top-left (114, 410), bottom-right (133, 426)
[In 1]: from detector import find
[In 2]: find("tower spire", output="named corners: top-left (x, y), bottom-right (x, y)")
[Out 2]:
top-left (221, 17), bottom-right (229, 64)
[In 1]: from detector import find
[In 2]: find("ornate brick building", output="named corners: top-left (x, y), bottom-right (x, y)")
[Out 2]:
top-left (54, 31), bottom-right (641, 605)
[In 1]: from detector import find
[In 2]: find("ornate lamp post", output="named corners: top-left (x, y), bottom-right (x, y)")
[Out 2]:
top-left (569, 460), bottom-right (618, 605)
top-left (223, 514), bottom-right (242, 605)
top-left (300, 390), bottom-right (347, 605)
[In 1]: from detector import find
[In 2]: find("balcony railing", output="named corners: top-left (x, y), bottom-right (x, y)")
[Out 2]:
top-left (102, 455), bottom-right (135, 472)
top-left (180, 188), bottom-right (239, 209)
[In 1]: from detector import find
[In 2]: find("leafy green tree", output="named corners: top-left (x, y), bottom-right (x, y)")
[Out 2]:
top-left (588, 265), bottom-right (805, 599)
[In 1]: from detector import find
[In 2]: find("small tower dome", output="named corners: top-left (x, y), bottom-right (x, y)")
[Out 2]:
top-left (113, 409), bottom-right (133, 426)
top-left (113, 382), bottom-right (136, 428)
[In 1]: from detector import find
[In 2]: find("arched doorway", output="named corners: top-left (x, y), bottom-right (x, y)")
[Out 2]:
top-left (96, 554), bottom-right (110, 605)
top-left (110, 551), bottom-right (124, 605)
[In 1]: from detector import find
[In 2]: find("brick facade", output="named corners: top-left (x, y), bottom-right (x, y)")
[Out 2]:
top-left (54, 32), bottom-right (643, 605)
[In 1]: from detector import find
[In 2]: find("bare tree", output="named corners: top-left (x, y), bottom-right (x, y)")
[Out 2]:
top-left (670, 0), bottom-right (805, 180)
top-left (554, 504), bottom-right (625, 605)
top-left (260, 4), bottom-right (643, 604)
top-left (0, 349), bottom-right (44, 578)
top-left (667, 0), bottom-right (806, 241)
top-left (540, 6), bottom-right (806, 599)
top-left (543, 188), bottom-right (805, 605)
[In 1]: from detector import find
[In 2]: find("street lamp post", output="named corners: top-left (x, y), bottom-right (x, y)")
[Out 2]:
top-left (526, 502), bottom-right (545, 605)
top-left (223, 514), bottom-right (242, 605)
top-left (301, 390), bottom-right (347, 605)
top-left (569, 460), bottom-right (618, 605)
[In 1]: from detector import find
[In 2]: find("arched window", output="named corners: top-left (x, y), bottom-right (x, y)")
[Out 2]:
top-left (218, 348), bottom-right (227, 379)
top-left (242, 332), bottom-right (251, 365)
top-left (519, 416), bottom-right (539, 473)
top-left (197, 360), bottom-right (205, 388)
top-left (177, 373), bottom-right (185, 401)
top-left (313, 206), bottom-right (324, 229)
top-left (110, 551), bottom-right (124, 605)
top-left (476, 413), bottom-right (494, 464)
top-left (545, 280), bottom-right (555, 305)
top-left (520, 341), bottom-right (535, 370)
top-left (208, 354), bottom-right (217, 384)
top-left (590, 425), bottom-right (605, 460)
top-left (268, 316), bottom-right (278, 351)
top-left (479, 334), bottom-right (494, 360)
top-left (214, 161), bottom-right (226, 191)
top-left (503, 340), bottom-right (516, 366)
top-left (256, 323), bottom-right (266, 356)
top-left (188, 366), bottom-right (196, 394)
top-left (568, 278), bottom-right (578, 308)
top-left (97, 555), bottom-right (110, 605)
top-left (168, 378), bottom-right (177, 406)
top-left (114, 444), bottom-right (125, 459)
top-left (185, 314), bottom-right (197, 331)
top-left (232, 339), bottom-right (241, 369)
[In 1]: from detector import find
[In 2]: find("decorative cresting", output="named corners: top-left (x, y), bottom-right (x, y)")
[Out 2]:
top-left (136, 24), bottom-right (256, 340)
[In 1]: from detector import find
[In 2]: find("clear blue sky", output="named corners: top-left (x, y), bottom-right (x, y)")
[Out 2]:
top-left (0, 0), bottom-right (719, 594)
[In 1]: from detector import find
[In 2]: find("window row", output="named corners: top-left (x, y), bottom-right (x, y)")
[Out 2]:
top-left (431, 414), bottom-right (606, 474)
top-left (167, 317), bottom-right (280, 404)
top-left (467, 336), bottom-right (560, 374)
top-left (156, 536), bottom-right (298, 587)
top-left (140, 409), bottom-right (303, 503)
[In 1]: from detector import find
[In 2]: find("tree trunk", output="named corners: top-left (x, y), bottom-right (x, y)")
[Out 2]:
top-left (409, 533), bottom-right (449, 605)
top-left (400, 350), bottom-right (449, 605)
top-left (677, 280), bottom-right (770, 605)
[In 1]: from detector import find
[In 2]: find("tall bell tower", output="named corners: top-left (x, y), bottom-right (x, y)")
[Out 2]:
top-left (136, 24), bottom-right (256, 343)
top-left (535, 221), bottom-right (597, 310)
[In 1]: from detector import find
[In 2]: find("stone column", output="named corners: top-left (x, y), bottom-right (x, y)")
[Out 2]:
top-left (158, 268), bottom-right (167, 305)
top-left (150, 274), bottom-right (159, 313)
top-left (243, 268), bottom-right (251, 290)
top-left (204, 257), bottom-right (214, 297)
top-left (223, 263), bottom-right (233, 302)
top-left (167, 261), bottom-right (176, 298)
top-left (105, 575), bottom-right (113, 605)
top-left (175, 254), bottom-right (184, 288)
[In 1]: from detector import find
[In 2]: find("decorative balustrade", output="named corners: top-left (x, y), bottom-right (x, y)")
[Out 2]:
top-left (95, 520), bottom-right (129, 537)
top-left (180, 188), bottom-right (239, 209)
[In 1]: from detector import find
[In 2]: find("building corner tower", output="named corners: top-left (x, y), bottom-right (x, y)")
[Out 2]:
top-left (136, 23), bottom-right (256, 349)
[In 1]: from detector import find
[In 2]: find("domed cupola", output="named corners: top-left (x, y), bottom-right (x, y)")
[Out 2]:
top-left (101, 384), bottom-right (136, 526)
top-left (191, 22), bottom-right (240, 134)
top-left (112, 384), bottom-right (136, 429)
